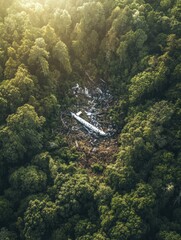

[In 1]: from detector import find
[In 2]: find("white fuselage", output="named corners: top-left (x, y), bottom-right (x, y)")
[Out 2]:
top-left (71, 112), bottom-right (107, 136)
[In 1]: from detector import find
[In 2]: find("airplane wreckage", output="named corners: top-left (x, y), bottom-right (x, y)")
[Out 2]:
top-left (71, 111), bottom-right (107, 136)
top-left (67, 83), bottom-right (115, 138)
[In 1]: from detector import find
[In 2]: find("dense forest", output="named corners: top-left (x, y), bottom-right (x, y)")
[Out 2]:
top-left (0, 0), bottom-right (181, 239)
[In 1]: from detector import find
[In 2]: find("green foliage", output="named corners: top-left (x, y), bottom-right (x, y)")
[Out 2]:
top-left (129, 59), bottom-right (168, 103)
top-left (128, 183), bottom-right (156, 215)
top-left (32, 152), bottom-right (52, 173)
top-left (74, 219), bottom-right (97, 238)
top-left (0, 126), bottom-right (25, 164)
top-left (158, 231), bottom-right (181, 240)
top-left (109, 99), bottom-right (128, 128)
top-left (149, 151), bottom-right (181, 207)
top-left (118, 101), bottom-right (174, 170)
top-left (0, 104), bottom-right (45, 164)
top-left (21, 199), bottom-right (58, 240)
top-left (94, 183), bottom-right (113, 206)
top-left (7, 104), bottom-right (45, 154)
top-left (51, 9), bottom-right (72, 37)
top-left (39, 94), bottom-right (58, 118)
top-left (0, 197), bottom-right (13, 225)
top-left (11, 65), bottom-right (35, 101)
top-left (28, 38), bottom-right (50, 77)
top-left (55, 173), bottom-right (95, 218)
top-left (53, 40), bottom-right (72, 74)
top-left (0, 0), bottom-right (180, 239)
top-left (0, 228), bottom-right (17, 240)
top-left (100, 193), bottom-right (145, 239)
top-left (0, 81), bottom-right (22, 114)
top-left (9, 166), bottom-right (47, 194)
top-left (91, 163), bottom-right (104, 174)
top-left (105, 164), bottom-right (137, 192)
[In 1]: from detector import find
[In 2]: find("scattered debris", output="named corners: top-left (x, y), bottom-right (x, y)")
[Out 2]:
top-left (70, 83), bottom-right (115, 138)
top-left (75, 140), bottom-right (79, 148)
top-left (60, 113), bottom-right (68, 129)
top-left (60, 83), bottom-right (118, 169)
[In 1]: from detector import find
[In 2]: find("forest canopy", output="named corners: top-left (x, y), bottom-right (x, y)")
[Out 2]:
top-left (0, 0), bottom-right (181, 239)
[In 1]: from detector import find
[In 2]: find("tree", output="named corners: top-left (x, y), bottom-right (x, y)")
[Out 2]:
top-left (0, 97), bottom-right (8, 123)
top-left (77, 1), bottom-right (105, 33)
top-left (0, 228), bottom-right (17, 240)
top-left (0, 82), bottom-right (23, 113)
top-left (0, 104), bottom-right (45, 165)
top-left (3, 11), bottom-right (29, 44)
top-left (105, 164), bottom-right (137, 192)
top-left (28, 38), bottom-right (49, 77)
top-left (94, 183), bottom-right (113, 206)
top-left (10, 65), bottom-right (35, 102)
top-left (100, 193), bottom-right (145, 240)
top-left (51, 9), bottom-right (72, 37)
top-left (129, 183), bottom-right (156, 216)
top-left (7, 104), bottom-right (45, 157)
top-left (21, 199), bottom-right (58, 240)
top-left (0, 126), bottom-right (25, 164)
top-left (74, 219), bottom-right (97, 238)
top-left (0, 197), bottom-right (13, 226)
top-left (39, 94), bottom-right (58, 118)
top-left (149, 151), bottom-right (181, 209)
top-left (160, 0), bottom-right (171, 10)
top-left (158, 231), bottom-right (181, 240)
top-left (31, 152), bottom-right (52, 173)
top-left (117, 101), bottom-right (174, 171)
top-left (55, 173), bottom-right (95, 218)
top-left (129, 59), bottom-right (168, 104)
top-left (4, 56), bottom-right (19, 79)
top-left (71, 1), bottom-right (105, 63)
top-left (42, 24), bottom-right (58, 51)
top-left (53, 40), bottom-right (72, 74)
top-left (9, 166), bottom-right (47, 194)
